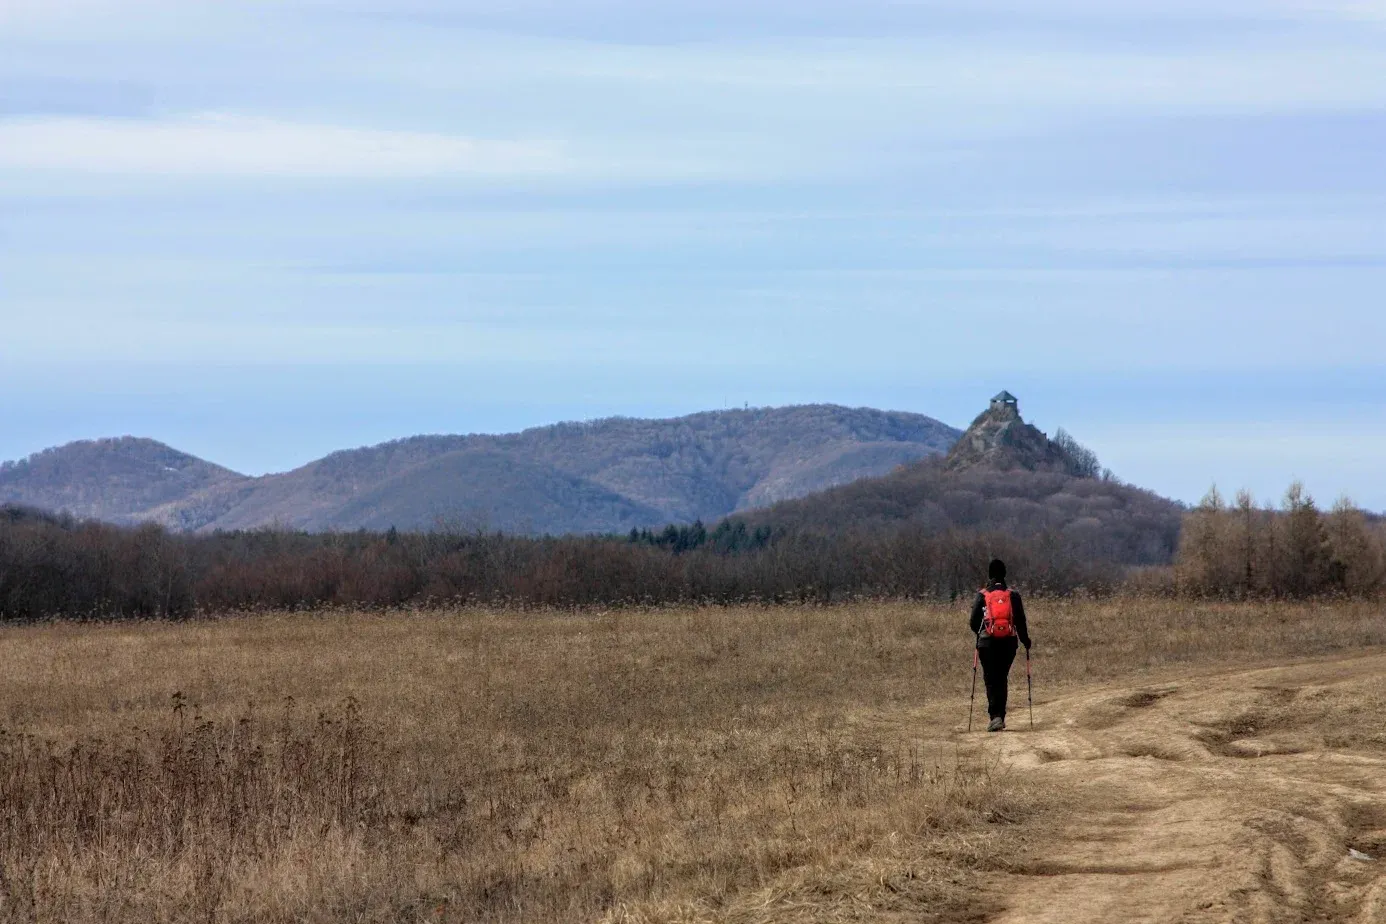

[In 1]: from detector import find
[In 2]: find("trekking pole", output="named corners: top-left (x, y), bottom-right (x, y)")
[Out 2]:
top-left (967, 648), bottom-right (979, 732)
top-left (1025, 645), bottom-right (1034, 730)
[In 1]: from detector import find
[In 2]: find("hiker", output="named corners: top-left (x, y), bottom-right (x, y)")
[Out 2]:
top-left (970, 559), bottom-right (1031, 732)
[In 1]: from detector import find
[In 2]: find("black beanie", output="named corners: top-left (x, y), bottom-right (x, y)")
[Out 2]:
top-left (988, 559), bottom-right (1007, 582)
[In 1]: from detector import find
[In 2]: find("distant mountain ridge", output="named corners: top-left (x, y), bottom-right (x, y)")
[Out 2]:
top-left (0, 405), bottom-right (961, 535)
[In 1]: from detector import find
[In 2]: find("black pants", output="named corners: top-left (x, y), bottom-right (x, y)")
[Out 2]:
top-left (978, 640), bottom-right (1018, 719)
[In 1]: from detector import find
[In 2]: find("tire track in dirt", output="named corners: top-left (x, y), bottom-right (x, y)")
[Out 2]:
top-left (964, 652), bottom-right (1386, 923)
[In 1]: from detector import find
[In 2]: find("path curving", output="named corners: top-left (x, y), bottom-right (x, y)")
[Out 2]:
top-left (966, 653), bottom-right (1386, 923)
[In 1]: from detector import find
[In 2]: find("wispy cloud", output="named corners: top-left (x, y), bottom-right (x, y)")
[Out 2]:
top-left (0, 114), bottom-right (569, 177)
top-left (515, 40), bottom-right (1386, 111)
top-left (328, 0), bottom-right (1386, 40)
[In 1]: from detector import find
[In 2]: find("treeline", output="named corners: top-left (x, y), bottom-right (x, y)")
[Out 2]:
top-left (627, 520), bottom-right (773, 553)
top-left (0, 505), bottom-right (1118, 620)
top-left (8, 478), bottom-right (1378, 620)
top-left (1173, 483), bottom-right (1386, 598)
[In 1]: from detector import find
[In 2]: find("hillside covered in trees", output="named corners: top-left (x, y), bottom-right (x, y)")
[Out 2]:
top-left (5, 393), bottom-right (1383, 620)
top-left (0, 438), bottom-right (245, 525)
top-left (728, 396), bottom-right (1184, 565)
top-left (0, 406), bottom-right (960, 535)
top-left (0, 394), bottom-right (1168, 620)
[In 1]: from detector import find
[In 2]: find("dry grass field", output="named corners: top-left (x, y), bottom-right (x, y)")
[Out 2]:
top-left (1, 599), bottom-right (1384, 923)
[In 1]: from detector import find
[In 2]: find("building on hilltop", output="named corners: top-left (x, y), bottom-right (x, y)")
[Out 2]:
top-left (990, 391), bottom-right (1019, 412)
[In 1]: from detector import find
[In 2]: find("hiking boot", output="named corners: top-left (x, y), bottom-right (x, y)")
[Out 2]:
top-left (987, 717), bottom-right (1005, 732)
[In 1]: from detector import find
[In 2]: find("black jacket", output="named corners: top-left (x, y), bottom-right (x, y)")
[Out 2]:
top-left (970, 581), bottom-right (1030, 649)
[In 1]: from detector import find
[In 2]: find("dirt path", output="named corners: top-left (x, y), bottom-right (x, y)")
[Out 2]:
top-left (961, 652), bottom-right (1386, 923)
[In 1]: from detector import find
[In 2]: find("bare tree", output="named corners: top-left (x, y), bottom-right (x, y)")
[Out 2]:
top-left (1053, 428), bottom-right (1102, 479)
top-left (1235, 489), bottom-right (1256, 598)
top-left (1279, 482), bottom-right (1329, 599)
top-left (1325, 496), bottom-right (1386, 596)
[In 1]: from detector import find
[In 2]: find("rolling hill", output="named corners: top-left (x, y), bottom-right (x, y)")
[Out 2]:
top-left (732, 396), bottom-right (1184, 564)
top-left (0, 405), bottom-right (961, 535)
top-left (0, 438), bottom-right (245, 524)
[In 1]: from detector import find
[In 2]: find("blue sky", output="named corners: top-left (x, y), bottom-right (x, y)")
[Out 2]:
top-left (2, 0), bottom-right (1384, 509)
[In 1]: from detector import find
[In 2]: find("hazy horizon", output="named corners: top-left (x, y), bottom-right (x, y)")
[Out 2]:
top-left (3, 0), bottom-right (1384, 509)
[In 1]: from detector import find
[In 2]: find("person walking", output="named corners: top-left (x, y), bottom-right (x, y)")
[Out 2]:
top-left (970, 559), bottom-right (1031, 732)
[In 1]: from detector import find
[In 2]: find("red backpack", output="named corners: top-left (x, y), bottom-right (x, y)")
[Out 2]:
top-left (981, 588), bottom-right (1016, 639)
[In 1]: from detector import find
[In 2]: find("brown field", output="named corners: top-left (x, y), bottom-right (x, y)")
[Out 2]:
top-left (1, 599), bottom-right (1385, 923)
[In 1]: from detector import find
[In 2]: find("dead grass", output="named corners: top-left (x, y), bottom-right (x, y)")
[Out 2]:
top-left (0, 598), bottom-right (1381, 922)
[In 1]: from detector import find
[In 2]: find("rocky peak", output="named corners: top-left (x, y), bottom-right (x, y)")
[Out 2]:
top-left (945, 396), bottom-right (1086, 475)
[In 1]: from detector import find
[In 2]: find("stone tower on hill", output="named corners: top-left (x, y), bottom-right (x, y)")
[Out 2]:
top-left (945, 392), bottom-right (1089, 476)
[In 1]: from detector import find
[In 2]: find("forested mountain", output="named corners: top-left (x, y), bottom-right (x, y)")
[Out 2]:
top-left (732, 397), bottom-right (1184, 565)
top-left (0, 438), bottom-right (245, 524)
top-left (0, 406), bottom-right (961, 535)
top-left (0, 396), bottom-right (1201, 620)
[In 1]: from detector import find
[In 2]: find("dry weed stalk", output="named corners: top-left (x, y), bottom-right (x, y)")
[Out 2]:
top-left (0, 599), bottom-right (1379, 921)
